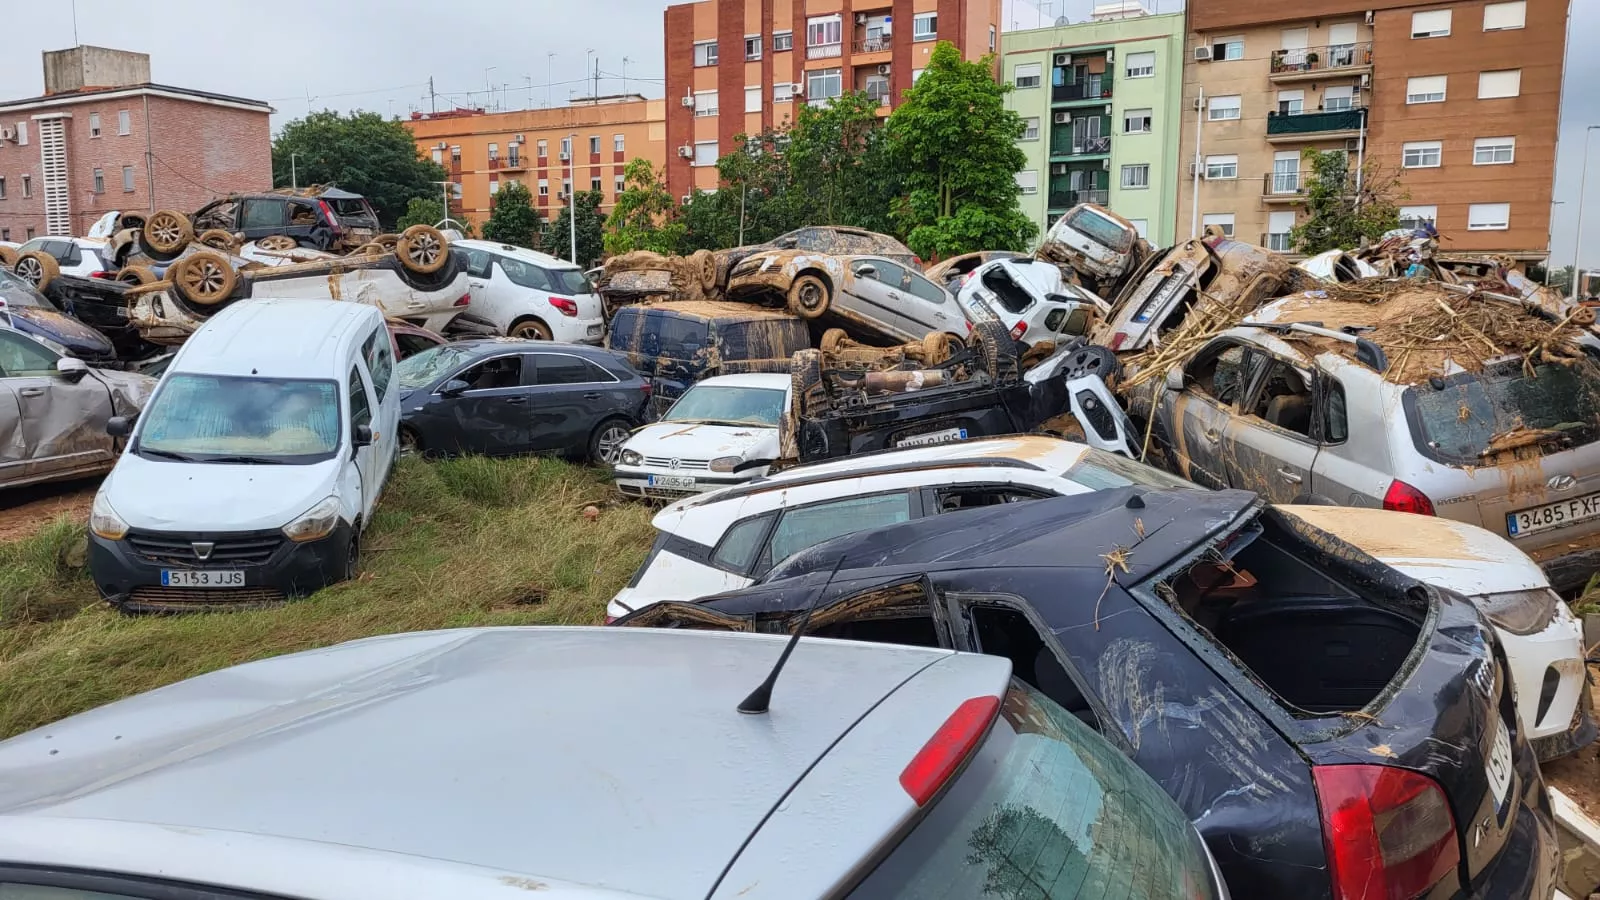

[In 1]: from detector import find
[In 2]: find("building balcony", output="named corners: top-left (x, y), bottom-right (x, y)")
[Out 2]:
top-left (1262, 172), bottom-right (1304, 202)
top-left (807, 42), bottom-right (842, 60)
top-left (1049, 189), bottom-right (1108, 210)
top-left (1265, 106), bottom-right (1366, 142)
top-left (1269, 43), bottom-right (1373, 83)
top-left (864, 85), bottom-right (892, 108)
top-left (1050, 135), bottom-right (1111, 157)
top-left (852, 35), bottom-right (891, 54)
top-left (1051, 76), bottom-right (1113, 104)
top-left (488, 157), bottom-right (529, 172)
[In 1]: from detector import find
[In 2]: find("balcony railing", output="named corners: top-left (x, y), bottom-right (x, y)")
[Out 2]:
top-left (853, 36), bottom-right (891, 53)
top-left (1269, 42), bottom-right (1373, 75)
top-left (1266, 106), bottom-right (1366, 136)
top-left (865, 86), bottom-right (891, 107)
top-left (501, 156), bottom-right (527, 171)
top-left (1051, 134), bottom-right (1111, 156)
top-left (1051, 76), bottom-right (1113, 103)
top-left (1262, 171), bottom-right (1303, 195)
top-left (807, 42), bottom-right (842, 59)
top-left (1047, 188), bottom-right (1109, 210)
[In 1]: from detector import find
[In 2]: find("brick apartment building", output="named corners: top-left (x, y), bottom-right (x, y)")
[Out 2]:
top-left (663, 0), bottom-right (1004, 199)
top-left (403, 95), bottom-right (666, 232)
top-left (0, 46), bottom-right (272, 242)
top-left (1179, 0), bottom-right (1564, 259)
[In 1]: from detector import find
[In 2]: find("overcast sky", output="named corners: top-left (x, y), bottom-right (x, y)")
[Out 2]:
top-left (4, 0), bottom-right (1595, 268)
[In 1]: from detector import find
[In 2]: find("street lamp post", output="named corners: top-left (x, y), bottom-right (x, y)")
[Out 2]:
top-left (1573, 124), bottom-right (1600, 302)
top-left (568, 132), bottom-right (578, 264)
top-left (290, 152), bottom-right (299, 191)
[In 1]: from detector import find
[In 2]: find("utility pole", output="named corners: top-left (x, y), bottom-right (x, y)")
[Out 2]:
top-left (290, 153), bottom-right (299, 191)
top-left (1190, 86), bottom-right (1204, 240)
top-left (547, 53), bottom-right (556, 108)
top-left (622, 57), bottom-right (631, 93)
top-left (429, 76), bottom-right (437, 115)
top-left (1572, 125), bottom-right (1600, 302)
top-left (568, 132), bottom-right (578, 265)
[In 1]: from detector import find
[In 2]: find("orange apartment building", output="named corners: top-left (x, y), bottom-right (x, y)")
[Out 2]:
top-left (1180, 0), bottom-right (1565, 259)
top-left (403, 95), bottom-right (666, 232)
top-left (662, 0), bottom-right (1003, 198)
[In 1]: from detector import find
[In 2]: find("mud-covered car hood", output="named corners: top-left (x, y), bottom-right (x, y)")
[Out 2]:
top-left (101, 454), bottom-right (340, 532)
top-left (624, 421), bottom-right (779, 460)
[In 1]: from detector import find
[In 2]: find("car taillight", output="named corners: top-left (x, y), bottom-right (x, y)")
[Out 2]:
top-left (913, 256), bottom-right (923, 267)
top-left (453, 294), bottom-right (470, 307)
top-left (90, 271), bottom-right (109, 279)
top-left (1109, 333), bottom-right (1128, 351)
top-left (318, 200), bottom-right (341, 234)
top-left (1383, 480), bottom-right (1435, 516)
top-left (640, 381), bottom-right (653, 396)
top-left (1314, 765), bottom-right (1460, 900)
top-left (1009, 321), bottom-right (1028, 341)
top-left (899, 695), bottom-right (1000, 806)
top-left (548, 297), bottom-right (578, 317)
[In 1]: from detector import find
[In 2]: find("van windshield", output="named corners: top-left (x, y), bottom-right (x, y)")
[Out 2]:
top-left (1405, 361), bottom-right (1600, 465)
top-left (1067, 207), bottom-right (1134, 253)
top-left (136, 374), bottom-right (340, 464)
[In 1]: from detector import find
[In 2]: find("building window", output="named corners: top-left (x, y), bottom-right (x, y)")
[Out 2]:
top-left (989, 25), bottom-right (996, 51)
top-left (1205, 154), bottom-right (1238, 179)
top-left (1323, 86), bottom-right (1354, 112)
top-left (746, 86), bottom-right (762, 113)
top-left (1207, 95), bottom-right (1242, 120)
top-left (1467, 203), bottom-right (1510, 231)
top-left (15, 122), bottom-right (26, 146)
top-left (432, 147), bottom-right (443, 164)
top-left (1015, 169), bottom-right (1039, 195)
top-left (1474, 137), bottom-right (1516, 165)
top-left (1402, 141), bottom-right (1443, 168)
top-left (1484, 1), bottom-right (1526, 30)
top-left (488, 142), bottom-right (499, 161)
top-left (806, 68), bottom-right (842, 105)
top-left (1268, 211), bottom-right (1296, 251)
top-left (1121, 164), bottom-right (1150, 189)
top-left (0, 229), bottom-right (6, 241)
top-left (25, 227), bottom-right (34, 239)
top-left (537, 139), bottom-right (548, 157)
top-left (1202, 213), bottom-right (1235, 238)
top-left (92, 168), bottom-right (104, 194)
top-left (774, 82), bottom-right (793, 104)
top-left (0, 177), bottom-right (5, 199)
top-left (913, 68), bottom-right (926, 83)
top-left (1276, 89), bottom-right (1304, 116)
top-left (1211, 36), bottom-right (1244, 60)
top-left (1406, 76), bottom-right (1447, 104)
top-left (1125, 51), bottom-right (1155, 78)
top-left (694, 91), bottom-right (719, 117)
top-left (1123, 108), bottom-right (1152, 133)
top-left (807, 15), bottom-right (842, 54)
top-left (615, 175), bottom-right (625, 195)
top-left (591, 176), bottom-right (602, 193)
top-left (773, 31), bottom-right (793, 52)
top-left (746, 35), bottom-right (762, 59)
top-left (913, 12), bottom-right (937, 41)
top-left (122, 166), bottom-right (134, 192)
top-left (1014, 63), bottom-right (1042, 89)
top-left (694, 41), bottom-right (719, 67)
top-left (1411, 9), bottom-right (1452, 38)
top-left (559, 178), bottom-right (570, 197)
top-left (1128, 219), bottom-right (1148, 238)
top-left (1399, 205), bottom-right (1437, 229)
top-left (89, 112), bottom-right (101, 138)
top-left (118, 109), bottom-right (131, 135)
top-left (489, 179), bottom-right (501, 196)
top-left (538, 179), bottom-right (549, 196)
top-left (21, 175), bottom-right (31, 198)
top-left (1478, 69), bottom-right (1521, 99)
top-left (693, 141), bottom-right (718, 167)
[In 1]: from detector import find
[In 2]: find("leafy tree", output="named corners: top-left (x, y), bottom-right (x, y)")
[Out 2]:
top-left (604, 159), bottom-right (684, 255)
top-left (272, 110), bottom-right (447, 229)
top-left (1539, 264), bottom-right (1575, 294)
top-left (394, 197), bottom-right (473, 237)
top-left (786, 93), bottom-right (899, 233)
top-left (481, 181), bottom-right (542, 249)
top-left (887, 42), bottom-right (1035, 259)
top-left (677, 189), bottom-right (742, 252)
top-left (546, 190), bottom-right (606, 267)
top-left (1291, 149), bottom-right (1405, 254)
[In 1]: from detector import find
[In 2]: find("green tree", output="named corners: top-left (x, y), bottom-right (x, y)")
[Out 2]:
top-left (546, 191), bottom-right (606, 267)
top-left (481, 181), bottom-right (542, 248)
top-left (786, 93), bottom-right (899, 232)
top-left (271, 110), bottom-right (447, 229)
top-left (395, 197), bottom-right (442, 231)
top-left (887, 42), bottom-right (1035, 259)
top-left (1291, 149), bottom-right (1405, 254)
top-left (604, 159), bottom-right (684, 255)
top-left (677, 189), bottom-right (742, 252)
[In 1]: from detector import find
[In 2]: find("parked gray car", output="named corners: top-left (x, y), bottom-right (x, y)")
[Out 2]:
top-left (0, 627), bottom-right (1228, 899)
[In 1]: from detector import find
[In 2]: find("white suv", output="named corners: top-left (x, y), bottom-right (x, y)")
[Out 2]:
top-left (956, 257), bottom-right (1108, 348)
top-left (455, 240), bottom-right (604, 343)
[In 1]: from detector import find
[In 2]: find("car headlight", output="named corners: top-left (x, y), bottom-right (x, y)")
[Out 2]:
top-left (1478, 588), bottom-right (1558, 636)
top-left (709, 456), bottom-right (744, 473)
top-left (282, 496), bottom-right (343, 543)
top-left (620, 449), bottom-right (643, 466)
top-left (89, 492), bottom-right (129, 540)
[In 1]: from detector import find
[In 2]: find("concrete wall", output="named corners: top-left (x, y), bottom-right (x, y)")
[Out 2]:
top-left (42, 46), bottom-right (151, 95)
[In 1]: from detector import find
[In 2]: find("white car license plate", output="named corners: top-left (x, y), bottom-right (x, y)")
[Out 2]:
top-left (897, 427), bottom-right (969, 448)
top-left (587, 324), bottom-right (603, 337)
top-left (648, 475), bottom-right (696, 489)
top-left (1486, 717), bottom-right (1513, 809)
top-left (161, 570), bottom-right (244, 588)
top-left (1506, 490), bottom-right (1600, 537)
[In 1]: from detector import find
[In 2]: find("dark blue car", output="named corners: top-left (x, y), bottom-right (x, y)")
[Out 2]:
top-left (0, 269), bottom-right (118, 365)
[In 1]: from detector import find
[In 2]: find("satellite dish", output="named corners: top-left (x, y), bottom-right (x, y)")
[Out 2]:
top-left (1055, 15), bottom-right (1071, 25)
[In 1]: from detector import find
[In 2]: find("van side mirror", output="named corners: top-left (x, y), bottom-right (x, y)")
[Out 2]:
top-left (56, 357), bottom-right (89, 381)
top-left (353, 423), bottom-right (374, 447)
top-left (106, 415), bottom-right (133, 438)
top-left (439, 379), bottom-right (470, 398)
top-left (1165, 367), bottom-right (1185, 392)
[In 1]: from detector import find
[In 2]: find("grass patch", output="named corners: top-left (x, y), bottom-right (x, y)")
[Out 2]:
top-left (0, 456), bottom-right (656, 740)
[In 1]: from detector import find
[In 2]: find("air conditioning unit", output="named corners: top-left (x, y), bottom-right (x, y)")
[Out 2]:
top-left (560, 151), bottom-right (571, 160)
top-left (877, 64), bottom-right (891, 75)
top-left (792, 81), bottom-right (805, 95)
top-left (1360, 73), bottom-right (1372, 89)
top-left (1364, 9), bottom-right (1374, 24)
top-left (1054, 53), bottom-right (1070, 66)
top-left (1105, 48), bottom-right (1114, 62)
top-left (1054, 111), bottom-right (1071, 124)
top-left (681, 194), bottom-right (692, 204)
top-left (0, 127), bottom-right (14, 142)
top-left (514, 134), bottom-right (526, 143)
top-left (856, 12), bottom-right (868, 23)
top-left (1101, 158), bottom-right (1111, 170)
top-left (677, 145), bottom-right (695, 158)
top-left (1103, 104), bottom-right (1112, 114)
top-left (680, 95), bottom-right (696, 108)
top-left (1194, 46), bottom-right (1213, 62)
top-left (1050, 163), bottom-right (1069, 175)
top-left (435, 141), bottom-right (448, 150)
top-left (1345, 139), bottom-right (1362, 152)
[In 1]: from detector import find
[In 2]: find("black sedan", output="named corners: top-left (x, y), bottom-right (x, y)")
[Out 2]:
top-left (396, 339), bottom-right (650, 463)
top-left (620, 487), bottom-right (1558, 900)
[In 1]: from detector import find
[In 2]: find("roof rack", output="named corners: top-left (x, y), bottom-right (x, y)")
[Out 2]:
top-left (683, 455), bottom-right (1048, 509)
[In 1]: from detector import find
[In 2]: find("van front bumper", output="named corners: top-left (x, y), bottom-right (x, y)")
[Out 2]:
top-left (88, 522), bottom-right (355, 613)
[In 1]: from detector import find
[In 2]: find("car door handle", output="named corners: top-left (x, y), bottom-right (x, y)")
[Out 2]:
top-left (583, 392), bottom-right (602, 400)
top-left (1201, 428), bottom-right (1219, 442)
top-left (469, 280), bottom-right (487, 288)
top-left (504, 397), bottom-right (527, 405)
top-left (1276, 468), bottom-right (1303, 484)
top-left (17, 388), bottom-right (44, 397)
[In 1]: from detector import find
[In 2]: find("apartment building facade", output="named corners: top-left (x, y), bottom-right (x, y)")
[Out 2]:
top-left (663, 0), bottom-right (1003, 198)
top-left (1003, 10), bottom-right (1186, 245)
top-left (1179, 0), bottom-right (1564, 259)
top-left (404, 95), bottom-right (666, 231)
top-left (0, 46), bottom-right (271, 242)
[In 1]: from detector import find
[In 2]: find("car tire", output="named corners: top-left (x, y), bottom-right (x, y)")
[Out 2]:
top-left (821, 328), bottom-right (849, 356)
top-left (343, 530), bottom-right (361, 583)
top-left (510, 318), bottom-right (554, 340)
top-left (969, 319), bottom-right (1020, 384)
top-left (142, 210), bottom-right (194, 256)
top-left (0, 246), bottom-right (17, 269)
top-left (920, 332), bottom-right (962, 365)
top-left (791, 348), bottom-right (826, 418)
top-left (14, 252), bottom-right (59, 292)
top-left (687, 249), bottom-right (718, 292)
top-left (115, 265), bottom-right (158, 286)
top-left (787, 273), bottom-right (831, 319)
top-left (198, 229), bottom-right (239, 252)
top-left (171, 251), bottom-right (238, 306)
top-left (397, 225), bottom-right (450, 275)
top-left (590, 418), bottom-right (632, 466)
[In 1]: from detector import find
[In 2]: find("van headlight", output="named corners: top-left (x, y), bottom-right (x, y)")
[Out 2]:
top-left (89, 493), bottom-right (129, 540)
top-left (620, 449), bottom-right (643, 466)
top-left (1478, 588), bottom-right (1558, 636)
top-left (709, 456), bottom-right (743, 473)
top-left (282, 496), bottom-right (343, 543)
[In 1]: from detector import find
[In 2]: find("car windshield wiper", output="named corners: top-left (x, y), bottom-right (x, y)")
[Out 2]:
top-left (203, 455), bottom-right (289, 465)
top-left (138, 447), bottom-right (196, 463)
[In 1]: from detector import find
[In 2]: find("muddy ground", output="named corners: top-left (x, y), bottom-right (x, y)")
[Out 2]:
top-left (0, 477), bottom-right (97, 542)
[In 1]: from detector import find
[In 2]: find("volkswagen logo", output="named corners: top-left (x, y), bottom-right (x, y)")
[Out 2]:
top-left (668, 458), bottom-right (681, 470)
top-left (1548, 474), bottom-right (1577, 492)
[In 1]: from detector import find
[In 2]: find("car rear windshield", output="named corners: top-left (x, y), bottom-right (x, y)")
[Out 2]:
top-left (326, 198), bottom-right (375, 219)
top-left (1404, 360), bottom-right (1600, 465)
top-left (1064, 448), bottom-right (1200, 492)
top-left (718, 319), bottom-right (811, 361)
top-left (396, 345), bottom-right (477, 390)
top-left (664, 385), bottom-right (787, 427)
top-left (552, 268), bottom-right (593, 295)
top-left (1067, 208), bottom-right (1134, 254)
top-left (137, 374), bottom-right (340, 464)
top-left (847, 681), bottom-right (1217, 899)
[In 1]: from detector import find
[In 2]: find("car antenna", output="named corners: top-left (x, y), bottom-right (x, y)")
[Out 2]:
top-left (738, 557), bottom-right (845, 715)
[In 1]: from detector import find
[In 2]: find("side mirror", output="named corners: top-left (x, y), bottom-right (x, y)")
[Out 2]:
top-left (854, 264), bottom-right (879, 281)
top-left (353, 423), bottom-right (374, 447)
top-left (775, 236), bottom-right (797, 249)
top-left (439, 378), bottom-right (470, 398)
top-left (1165, 367), bottom-right (1185, 392)
top-left (56, 356), bottom-right (89, 381)
top-left (106, 416), bottom-right (133, 438)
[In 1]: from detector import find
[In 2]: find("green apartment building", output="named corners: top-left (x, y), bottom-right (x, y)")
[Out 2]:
top-left (1002, 10), bottom-right (1185, 246)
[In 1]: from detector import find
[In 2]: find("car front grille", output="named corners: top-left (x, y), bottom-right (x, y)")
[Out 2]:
top-left (126, 530), bottom-right (285, 566)
top-left (126, 587), bottom-right (286, 610)
top-left (618, 484), bottom-right (700, 502)
top-left (642, 457), bottom-right (711, 470)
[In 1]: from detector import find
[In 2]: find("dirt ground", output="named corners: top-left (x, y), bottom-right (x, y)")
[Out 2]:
top-left (0, 477), bottom-right (98, 542)
top-left (1546, 679), bottom-right (1600, 820)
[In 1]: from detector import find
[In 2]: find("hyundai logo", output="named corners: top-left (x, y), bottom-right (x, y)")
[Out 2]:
top-left (1548, 474), bottom-right (1577, 492)
top-left (192, 542), bottom-right (215, 561)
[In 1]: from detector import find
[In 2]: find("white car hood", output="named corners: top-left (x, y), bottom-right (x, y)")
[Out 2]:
top-left (625, 421), bottom-right (779, 460)
top-left (103, 454), bottom-right (340, 532)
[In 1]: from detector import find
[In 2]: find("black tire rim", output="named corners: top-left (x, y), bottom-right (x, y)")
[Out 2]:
top-left (596, 424), bottom-right (629, 464)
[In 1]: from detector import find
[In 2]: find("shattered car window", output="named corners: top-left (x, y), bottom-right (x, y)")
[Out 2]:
top-left (767, 493), bottom-right (913, 566)
top-left (1067, 207), bottom-right (1134, 253)
top-left (1065, 448), bottom-right (1199, 492)
top-left (396, 345), bottom-right (477, 390)
top-left (1405, 361), bottom-right (1600, 464)
top-left (0, 270), bottom-right (47, 308)
top-left (664, 385), bottom-right (786, 427)
top-left (138, 375), bottom-right (339, 463)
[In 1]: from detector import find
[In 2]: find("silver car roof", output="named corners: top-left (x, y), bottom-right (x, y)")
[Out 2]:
top-left (0, 627), bottom-right (1006, 900)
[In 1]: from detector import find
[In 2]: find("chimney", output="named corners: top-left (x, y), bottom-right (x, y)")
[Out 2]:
top-left (42, 46), bottom-right (151, 96)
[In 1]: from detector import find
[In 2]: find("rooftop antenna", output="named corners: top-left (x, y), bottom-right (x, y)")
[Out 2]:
top-left (737, 557), bottom-right (846, 715)
top-left (70, 0), bottom-right (79, 44)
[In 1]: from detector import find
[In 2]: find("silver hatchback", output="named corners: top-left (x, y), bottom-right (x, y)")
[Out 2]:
top-left (0, 627), bottom-right (1227, 899)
